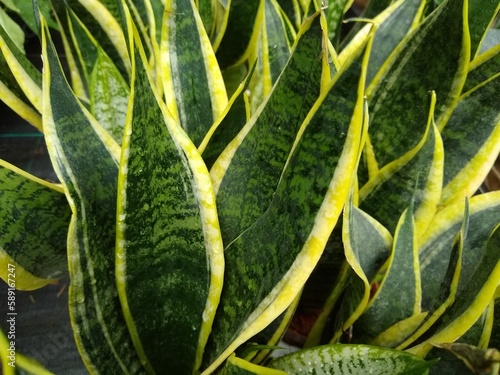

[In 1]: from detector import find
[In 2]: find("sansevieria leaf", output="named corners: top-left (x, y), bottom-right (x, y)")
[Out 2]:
top-left (268, 344), bottom-right (435, 374)
top-left (215, 0), bottom-right (263, 69)
top-left (219, 354), bottom-right (286, 375)
top-left (203, 30), bottom-right (370, 373)
top-left (41, 19), bottom-right (145, 374)
top-left (408, 223), bottom-right (500, 357)
top-left (359, 94), bottom-right (444, 237)
top-left (62, 0), bottom-right (130, 76)
top-left (0, 160), bottom-right (70, 290)
top-left (419, 192), bottom-right (500, 310)
top-left (354, 206), bottom-right (421, 343)
top-left (380, 203), bottom-right (468, 350)
top-left (199, 63), bottom-right (255, 169)
top-left (211, 12), bottom-right (325, 245)
top-left (90, 47), bottom-right (130, 145)
top-left (439, 74), bottom-right (500, 207)
top-left (115, 18), bottom-right (224, 374)
top-left (367, 0), bottom-right (469, 168)
top-left (0, 24), bottom-right (42, 117)
top-left (161, 0), bottom-right (228, 147)
top-left (329, 199), bottom-right (392, 343)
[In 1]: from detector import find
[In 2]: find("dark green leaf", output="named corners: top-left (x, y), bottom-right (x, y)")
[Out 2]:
top-left (0, 160), bottom-right (70, 289)
top-left (212, 13), bottom-right (325, 245)
top-left (367, 0), bottom-right (469, 167)
top-left (41, 21), bottom-right (144, 374)
top-left (203, 31), bottom-right (368, 372)
top-left (269, 344), bottom-right (436, 374)
top-left (161, 0), bottom-right (228, 146)
top-left (115, 25), bottom-right (224, 374)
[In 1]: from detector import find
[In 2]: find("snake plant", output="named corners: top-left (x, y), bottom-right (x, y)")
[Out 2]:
top-left (0, 0), bottom-right (499, 374)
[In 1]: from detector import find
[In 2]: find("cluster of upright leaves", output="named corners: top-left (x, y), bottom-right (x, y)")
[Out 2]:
top-left (0, 0), bottom-right (499, 374)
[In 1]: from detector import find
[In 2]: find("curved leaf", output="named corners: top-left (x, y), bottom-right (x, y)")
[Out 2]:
top-left (161, 0), bottom-right (228, 146)
top-left (0, 24), bottom-right (42, 116)
top-left (419, 192), bottom-right (500, 311)
top-left (354, 206), bottom-right (421, 343)
top-left (202, 31), bottom-right (368, 373)
top-left (211, 13), bottom-right (325, 245)
top-left (366, 0), bottom-right (469, 167)
top-left (329, 201), bottom-right (392, 343)
top-left (409, 224), bottom-right (500, 357)
top-left (359, 96), bottom-right (444, 237)
top-left (41, 19), bottom-right (145, 374)
top-left (0, 160), bottom-right (70, 289)
top-left (269, 344), bottom-right (435, 374)
top-left (115, 22), bottom-right (224, 374)
top-left (439, 74), bottom-right (500, 208)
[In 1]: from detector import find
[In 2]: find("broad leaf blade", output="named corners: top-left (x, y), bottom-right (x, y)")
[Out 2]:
top-left (161, 0), bottom-right (228, 146)
top-left (203, 32), bottom-right (368, 373)
top-left (115, 23), bottom-right (224, 374)
top-left (0, 160), bottom-right (70, 289)
top-left (269, 344), bottom-right (435, 374)
top-left (211, 13), bottom-right (325, 245)
top-left (367, 0), bottom-right (469, 168)
top-left (41, 20), bottom-right (145, 374)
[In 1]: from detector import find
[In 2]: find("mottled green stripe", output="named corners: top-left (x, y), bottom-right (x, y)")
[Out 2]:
top-left (0, 164), bottom-right (70, 279)
top-left (117, 39), bottom-right (210, 374)
top-left (197, 0), bottom-right (215, 36)
top-left (204, 37), bottom-right (365, 365)
top-left (368, 0), bottom-right (468, 167)
top-left (43, 28), bottom-right (144, 374)
top-left (215, 14), bottom-right (324, 245)
top-left (324, 0), bottom-right (351, 47)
